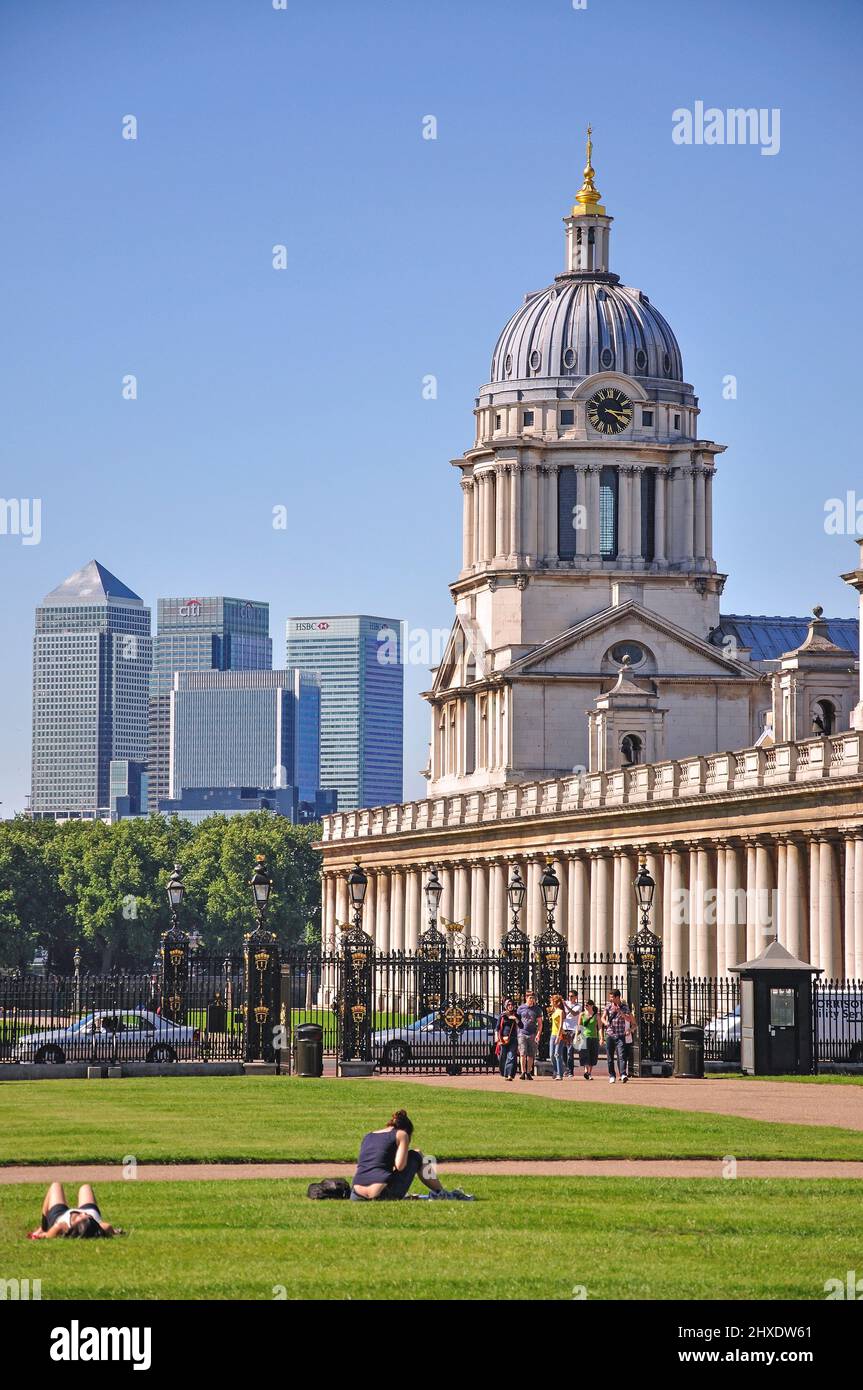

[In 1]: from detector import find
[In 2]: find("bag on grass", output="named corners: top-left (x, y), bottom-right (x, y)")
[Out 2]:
top-left (307, 1178), bottom-right (352, 1200)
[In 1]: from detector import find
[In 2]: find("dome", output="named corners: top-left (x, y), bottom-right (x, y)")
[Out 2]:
top-left (489, 276), bottom-right (683, 387)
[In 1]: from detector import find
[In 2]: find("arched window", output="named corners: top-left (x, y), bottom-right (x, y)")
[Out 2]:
top-left (812, 699), bottom-right (837, 736)
top-left (599, 466), bottom-right (618, 558)
top-left (621, 734), bottom-right (643, 765)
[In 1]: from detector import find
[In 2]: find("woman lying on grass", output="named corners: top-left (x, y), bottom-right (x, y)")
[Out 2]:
top-left (351, 1108), bottom-right (473, 1201)
top-left (28, 1181), bottom-right (124, 1239)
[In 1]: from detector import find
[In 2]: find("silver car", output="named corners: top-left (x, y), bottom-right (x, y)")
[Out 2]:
top-left (17, 1009), bottom-right (198, 1064)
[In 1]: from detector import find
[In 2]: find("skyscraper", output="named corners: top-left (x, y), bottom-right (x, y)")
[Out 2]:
top-left (285, 616), bottom-right (403, 812)
top-left (148, 596), bottom-right (271, 811)
top-left (167, 668), bottom-right (324, 809)
top-left (31, 560), bottom-right (151, 819)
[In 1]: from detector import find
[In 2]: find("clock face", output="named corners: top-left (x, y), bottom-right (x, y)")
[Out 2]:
top-left (587, 387), bottom-right (633, 435)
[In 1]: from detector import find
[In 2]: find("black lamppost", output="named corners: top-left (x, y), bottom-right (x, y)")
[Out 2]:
top-left (165, 865), bottom-right (185, 935)
top-left (634, 856), bottom-right (656, 930)
top-left (73, 946), bottom-right (82, 1020)
top-left (346, 859), bottom-right (368, 929)
top-left (507, 866), bottom-right (526, 930)
top-left (424, 866), bottom-right (443, 930)
top-left (539, 858), bottom-right (560, 930)
top-left (249, 855), bottom-right (272, 929)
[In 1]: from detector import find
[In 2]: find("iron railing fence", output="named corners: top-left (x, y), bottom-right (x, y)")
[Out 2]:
top-left (3, 949), bottom-right (861, 1068)
top-left (0, 953), bottom-right (246, 1064)
top-left (812, 978), bottom-right (863, 1064)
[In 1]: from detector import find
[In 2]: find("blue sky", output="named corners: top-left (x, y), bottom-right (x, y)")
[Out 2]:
top-left (1, 0), bottom-right (861, 815)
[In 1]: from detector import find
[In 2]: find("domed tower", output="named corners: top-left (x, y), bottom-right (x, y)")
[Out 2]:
top-left (426, 131), bottom-right (758, 794)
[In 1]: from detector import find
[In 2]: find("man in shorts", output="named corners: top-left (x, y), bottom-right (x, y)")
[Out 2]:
top-left (516, 991), bottom-right (543, 1081)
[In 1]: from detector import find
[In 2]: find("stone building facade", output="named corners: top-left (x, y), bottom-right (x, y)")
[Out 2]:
top-left (318, 135), bottom-right (863, 979)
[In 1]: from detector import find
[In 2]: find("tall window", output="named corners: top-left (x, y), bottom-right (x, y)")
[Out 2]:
top-left (641, 469), bottom-right (656, 562)
top-left (557, 466), bottom-right (578, 560)
top-left (599, 467), bottom-right (618, 559)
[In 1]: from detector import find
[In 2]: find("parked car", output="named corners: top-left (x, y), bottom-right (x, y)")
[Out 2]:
top-left (372, 1009), bottom-right (497, 1066)
top-left (17, 1009), bottom-right (199, 1064)
top-left (703, 994), bottom-right (863, 1063)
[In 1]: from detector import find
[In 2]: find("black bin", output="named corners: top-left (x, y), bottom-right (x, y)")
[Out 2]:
top-left (294, 1022), bottom-right (324, 1077)
top-left (206, 998), bottom-right (227, 1033)
top-left (673, 1024), bottom-right (705, 1078)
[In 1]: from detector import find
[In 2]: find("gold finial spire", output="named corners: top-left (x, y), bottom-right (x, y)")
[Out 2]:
top-left (572, 122), bottom-right (606, 216)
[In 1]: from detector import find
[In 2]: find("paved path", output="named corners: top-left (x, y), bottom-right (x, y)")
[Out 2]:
top-left (2, 1159), bottom-right (863, 1184)
top-left (376, 1073), bottom-right (863, 1130)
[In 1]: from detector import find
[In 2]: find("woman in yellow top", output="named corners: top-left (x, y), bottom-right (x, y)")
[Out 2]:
top-left (549, 994), bottom-right (566, 1080)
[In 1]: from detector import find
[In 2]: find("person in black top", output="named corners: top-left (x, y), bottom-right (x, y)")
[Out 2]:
top-left (496, 998), bottom-right (519, 1080)
top-left (351, 1109), bottom-right (445, 1201)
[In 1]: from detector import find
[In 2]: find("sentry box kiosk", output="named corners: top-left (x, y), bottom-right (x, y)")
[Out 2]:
top-left (729, 940), bottom-right (822, 1075)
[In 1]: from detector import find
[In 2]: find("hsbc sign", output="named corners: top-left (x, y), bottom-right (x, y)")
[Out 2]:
top-left (294, 621), bottom-right (331, 632)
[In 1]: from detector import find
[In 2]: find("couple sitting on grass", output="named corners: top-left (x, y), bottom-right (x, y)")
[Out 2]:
top-left (352, 1108), bottom-right (474, 1202)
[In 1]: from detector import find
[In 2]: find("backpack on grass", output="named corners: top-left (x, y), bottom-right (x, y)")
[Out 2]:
top-left (307, 1178), bottom-right (352, 1200)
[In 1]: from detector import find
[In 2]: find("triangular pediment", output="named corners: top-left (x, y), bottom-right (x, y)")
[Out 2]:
top-left (505, 601), bottom-right (759, 680)
top-left (429, 616), bottom-right (491, 695)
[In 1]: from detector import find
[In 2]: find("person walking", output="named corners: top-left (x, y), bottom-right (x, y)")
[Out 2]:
top-left (578, 999), bottom-right (600, 1080)
top-left (560, 990), bottom-right (581, 1078)
top-left (549, 994), bottom-right (565, 1080)
top-left (602, 989), bottom-right (633, 1084)
top-left (516, 990), bottom-right (543, 1080)
top-left (496, 998), bottom-right (519, 1080)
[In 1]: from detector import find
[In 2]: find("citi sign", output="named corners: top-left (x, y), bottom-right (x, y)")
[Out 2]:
top-left (178, 599), bottom-right (202, 618)
top-left (294, 621), bottom-right (331, 632)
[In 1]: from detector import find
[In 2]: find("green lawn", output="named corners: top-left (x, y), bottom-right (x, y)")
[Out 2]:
top-left (711, 1073), bottom-right (863, 1086)
top-left (1, 1176), bottom-right (860, 1300)
top-left (3, 1076), bottom-right (863, 1165)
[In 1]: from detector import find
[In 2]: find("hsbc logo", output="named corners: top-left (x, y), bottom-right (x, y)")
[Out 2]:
top-left (295, 621), bottom-right (330, 632)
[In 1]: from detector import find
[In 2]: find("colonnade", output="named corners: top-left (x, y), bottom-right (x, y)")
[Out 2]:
top-left (322, 827), bottom-right (863, 980)
top-left (460, 460), bottom-right (715, 572)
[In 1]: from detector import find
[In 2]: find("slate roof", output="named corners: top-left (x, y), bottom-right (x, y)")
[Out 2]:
top-left (716, 614), bottom-right (859, 663)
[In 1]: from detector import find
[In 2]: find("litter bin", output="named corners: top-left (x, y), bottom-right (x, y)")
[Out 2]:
top-left (294, 1022), bottom-right (324, 1077)
top-left (673, 1024), bottom-right (705, 1078)
top-left (206, 996), bottom-right (227, 1033)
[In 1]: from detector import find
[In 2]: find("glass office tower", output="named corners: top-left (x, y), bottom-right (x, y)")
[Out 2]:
top-left (168, 668), bottom-right (322, 807)
top-left (148, 596), bottom-right (271, 811)
top-left (31, 560), bottom-right (152, 819)
top-left (285, 615), bottom-right (403, 812)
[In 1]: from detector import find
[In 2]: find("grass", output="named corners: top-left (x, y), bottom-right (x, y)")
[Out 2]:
top-left (1, 1176), bottom-right (860, 1300)
top-left (2, 1076), bottom-right (863, 1165)
top-left (710, 1073), bottom-right (863, 1086)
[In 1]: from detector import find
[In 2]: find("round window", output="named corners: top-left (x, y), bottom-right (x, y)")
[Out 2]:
top-left (504, 353), bottom-right (513, 375)
top-left (663, 351), bottom-right (672, 376)
top-left (635, 348), bottom-right (647, 372)
top-left (600, 347), bottom-right (614, 369)
top-left (529, 349), bottom-right (541, 371)
top-left (563, 348), bottom-right (576, 370)
top-left (610, 641), bottom-right (645, 667)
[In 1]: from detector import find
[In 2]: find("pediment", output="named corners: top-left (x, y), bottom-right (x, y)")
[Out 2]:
top-left (505, 601), bottom-right (759, 681)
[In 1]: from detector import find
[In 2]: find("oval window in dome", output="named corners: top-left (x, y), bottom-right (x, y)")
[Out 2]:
top-left (663, 351), bottom-right (672, 376)
top-left (600, 347), bottom-right (614, 369)
top-left (635, 348), bottom-right (648, 372)
top-left (529, 349), bottom-right (541, 371)
top-left (610, 641), bottom-right (646, 667)
top-left (504, 354), bottom-right (513, 376)
top-left (563, 348), bottom-right (576, 370)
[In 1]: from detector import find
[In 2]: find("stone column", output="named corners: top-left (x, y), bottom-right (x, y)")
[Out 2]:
top-left (646, 849), bottom-right (664, 941)
top-left (472, 860), bottom-right (488, 947)
top-left (854, 835), bottom-right (863, 980)
top-left (611, 852), bottom-right (622, 954)
top-left (323, 874), bottom-right (336, 950)
top-left (335, 874), bottom-right (349, 942)
top-left (574, 464), bottom-right (588, 563)
top-left (571, 853), bottom-right (589, 956)
top-left (704, 466), bottom-right (715, 562)
top-left (784, 837), bottom-right (806, 960)
top-left (405, 868), bottom-right (421, 954)
top-left (776, 838), bottom-right (788, 948)
top-left (630, 466), bottom-right (643, 565)
top-left (553, 855), bottom-right (568, 947)
top-left (617, 468), bottom-right (632, 565)
top-left (668, 845), bottom-right (687, 977)
top-left (454, 861), bottom-right (470, 927)
top-left (364, 870), bottom-right (377, 946)
top-left (495, 465), bottom-right (509, 560)
top-left (484, 473), bottom-right (496, 562)
top-left (682, 467), bottom-right (695, 565)
top-left (587, 464), bottom-right (601, 561)
top-left (754, 839), bottom-right (774, 953)
top-left (654, 468), bottom-right (667, 565)
top-left (490, 859), bottom-right (507, 948)
top-left (461, 478), bottom-right (474, 570)
top-left (376, 869), bottom-right (391, 953)
top-left (616, 851), bottom-right (636, 954)
top-left (715, 843), bottom-right (727, 977)
top-left (723, 842), bottom-right (746, 974)
top-left (819, 836), bottom-right (841, 979)
top-left (509, 465), bottom-right (522, 558)
top-left (693, 464), bottom-right (707, 564)
top-left (526, 857), bottom-right (540, 937)
top-left (687, 843), bottom-right (700, 976)
top-left (806, 835), bottom-right (820, 970)
top-left (592, 852), bottom-right (613, 957)
top-left (524, 466), bottom-right (539, 564)
top-left (440, 864), bottom-right (453, 925)
top-left (390, 869), bottom-right (405, 952)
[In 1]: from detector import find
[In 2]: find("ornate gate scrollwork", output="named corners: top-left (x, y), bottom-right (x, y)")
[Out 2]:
top-left (534, 922), bottom-right (568, 1059)
top-left (341, 922), bottom-right (374, 1061)
top-left (418, 922), bottom-right (446, 1019)
top-left (243, 923), bottom-right (280, 1062)
top-left (500, 922), bottom-right (530, 1006)
top-left (626, 922), bottom-right (663, 1073)
top-left (160, 926), bottom-right (189, 1024)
